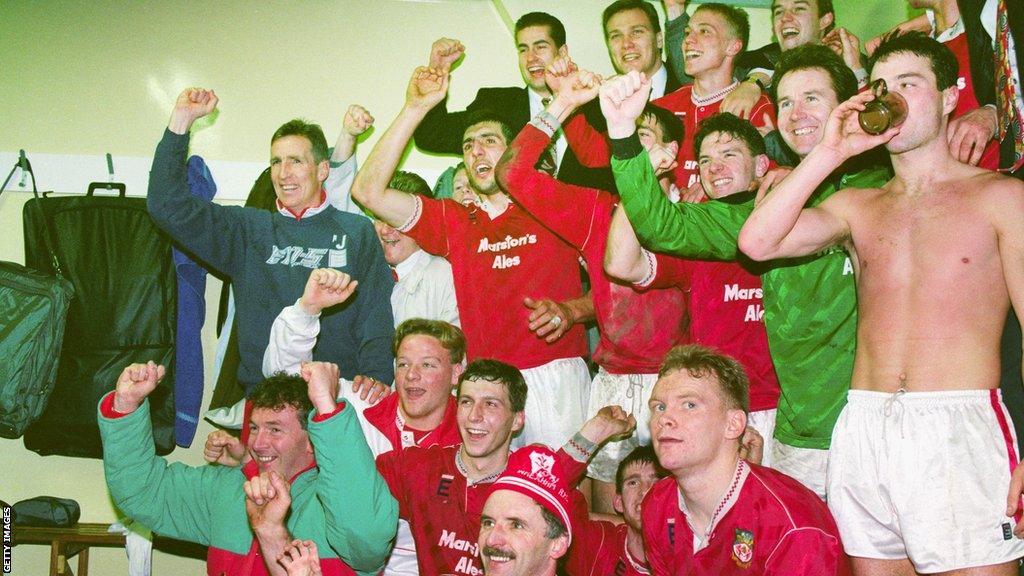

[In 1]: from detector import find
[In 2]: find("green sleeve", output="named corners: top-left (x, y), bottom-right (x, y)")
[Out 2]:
top-left (611, 149), bottom-right (751, 261)
top-left (310, 404), bottom-right (399, 573)
top-left (99, 398), bottom-right (238, 546)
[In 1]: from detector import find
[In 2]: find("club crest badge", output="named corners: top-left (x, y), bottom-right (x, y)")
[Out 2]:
top-left (732, 528), bottom-right (754, 568)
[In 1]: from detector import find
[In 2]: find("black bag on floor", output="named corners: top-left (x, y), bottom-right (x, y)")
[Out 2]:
top-left (22, 187), bottom-right (176, 458)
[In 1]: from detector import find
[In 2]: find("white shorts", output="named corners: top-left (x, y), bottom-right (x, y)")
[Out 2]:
top-left (747, 408), bottom-right (778, 469)
top-left (512, 357), bottom-right (591, 451)
top-left (827, 389), bottom-right (1024, 573)
top-left (584, 368), bottom-right (657, 483)
top-left (771, 439), bottom-right (829, 499)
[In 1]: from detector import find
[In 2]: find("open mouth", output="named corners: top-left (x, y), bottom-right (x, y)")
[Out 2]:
top-left (792, 126), bottom-right (817, 136)
top-left (527, 65), bottom-right (545, 77)
top-left (684, 50), bottom-right (702, 60)
top-left (712, 177), bottom-right (733, 188)
top-left (474, 164), bottom-right (493, 177)
top-left (780, 27), bottom-right (800, 39)
top-left (465, 427), bottom-right (488, 441)
top-left (484, 547), bottom-right (516, 564)
top-left (404, 387), bottom-right (425, 400)
top-left (622, 53), bottom-right (641, 62)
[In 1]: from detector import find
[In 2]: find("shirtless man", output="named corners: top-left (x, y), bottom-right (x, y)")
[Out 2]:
top-left (738, 32), bottom-right (1024, 575)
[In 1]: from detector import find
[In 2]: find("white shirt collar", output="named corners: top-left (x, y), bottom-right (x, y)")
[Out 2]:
top-left (649, 63), bottom-right (669, 99)
top-left (394, 248), bottom-right (428, 282)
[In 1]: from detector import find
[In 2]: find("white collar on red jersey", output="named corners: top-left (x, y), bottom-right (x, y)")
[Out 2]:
top-left (677, 459), bottom-right (749, 553)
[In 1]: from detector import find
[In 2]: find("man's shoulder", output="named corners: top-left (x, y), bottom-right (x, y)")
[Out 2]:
top-left (653, 85), bottom-right (693, 110)
top-left (472, 86), bottom-right (527, 103)
top-left (741, 464), bottom-right (837, 530)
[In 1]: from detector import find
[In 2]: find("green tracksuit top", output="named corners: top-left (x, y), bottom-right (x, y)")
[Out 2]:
top-left (612, 137), bottom-right (890, 449)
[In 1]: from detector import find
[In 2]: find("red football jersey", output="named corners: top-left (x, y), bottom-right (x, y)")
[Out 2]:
top-left (503, 125), bottom-right (690, 374)
top-left (641, 462), bottom-right (850, 575)
top-left (654, 85), bottom-right (776, 190)
top-left (647, 252), bottom-right (780, 412)
top-left (402, 196), bottom-right (587, 368)
top-left (568, 519), bottom-right (650, 576)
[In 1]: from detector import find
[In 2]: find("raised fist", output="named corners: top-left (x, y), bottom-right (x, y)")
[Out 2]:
top-left (168, 88), bottom-right (218, 134)
top-left (343, 105), bottom-right (374, 137)
top-left (406, 66), bottom-right (449, 111)
top-left (245, 471), bottom-right (292, 533)
top-left (112, 362), bottom-right (165, 414)
top-left (299, 268), bottom-right (358, 315)
top-left (204, 429), bottom-right (245, 467)
top-left (599, 71), bottom-right (651, 138)
top-left (429, 38), bottom-right (465, 72)
top-left (300, 361), bottom-right (341, 416)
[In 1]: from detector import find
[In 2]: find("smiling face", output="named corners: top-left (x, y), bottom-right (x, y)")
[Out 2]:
top-left (270, 135), bottom-right (329, 213)
top-left (871, 52), bottom-right (955, 155)
top-left (516, 25), bottom-right (567, 95)
top-left (452, 166), bottom-right (478, 206)
top-left (462, 121), bottom-right (509, 196)
top-left (606, 7), bottom-right (663, 76)
top-left (776, 67), bottom-right (839, 157)
top-left (479, 490), bottom-right (568, 576)
top-left (457, 378), bottom-right (524, 459)
top-left (373, 219), bottom-right (419, 266)
top-left (697, 131), bottom-right (769, 199)
top-left (247, 405), bottom-right (314, 480)
top-left (682, 9), bottom-right (742, 78)
top-left (395, 334), bottom-right (462, 430)
top-left (648, 369), bottom-right (745, 475)
top-left (613, 459), bottom-right (661, 531)
top-left (772, 0), bottom-right (833, 51)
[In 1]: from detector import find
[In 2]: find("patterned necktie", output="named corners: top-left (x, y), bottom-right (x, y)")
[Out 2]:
top-left (996, 0), bottom-right (1024, 172)
top-left (537, 97), bottom-right (559, 176)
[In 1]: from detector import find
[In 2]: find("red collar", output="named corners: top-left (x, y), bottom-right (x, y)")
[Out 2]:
top-left (277, 189), bottom-right (327, 220)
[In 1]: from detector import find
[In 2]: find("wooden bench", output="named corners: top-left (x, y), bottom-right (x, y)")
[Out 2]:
top-left (12, 523), bottom-right (125, 576)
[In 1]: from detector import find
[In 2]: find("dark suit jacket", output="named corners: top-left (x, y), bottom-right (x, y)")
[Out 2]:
top-left (959, 0), bottom-right (1024, 171)
top-left (413, 86), bottom-right (614, 190)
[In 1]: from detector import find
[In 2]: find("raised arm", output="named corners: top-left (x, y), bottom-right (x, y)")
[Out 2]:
top-left (323, 104), bottom-right (374, 215)
top-left (263, 268), bottom-right (358, 375)
top-left (351, 67), bottom-right (448, 227)
top-left (412, 38), bottom-right (468, 154)
top-left (604, 205), bottom-right (652, 284)
top-left (148, 88), bottom-right (250, 276)
top-left (303, 362), bottom-right (398, 572)
top-left (738, 91), bottom-right (891, 261)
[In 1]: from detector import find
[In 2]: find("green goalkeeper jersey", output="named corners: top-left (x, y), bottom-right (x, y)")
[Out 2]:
top-left (612, 140), bottom-right (889, 449)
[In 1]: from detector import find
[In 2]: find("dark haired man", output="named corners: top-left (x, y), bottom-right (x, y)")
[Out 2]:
top-left (642, 345), bottom-right (848, 575)
top-left (740, 32), bottom-right (1024, 575)
top-left (495, 62), bottom-right (689, 514)
top-left (352, 66), bottom-right (593, 453)
top-left (605, 112), bottom-right (781, 468)
top-left (147, 88), bottom-right (395, 394)
top-left (375, 360), bottom-right (633, 576)
top-left (603, 45), bottom-right (891, 498)
top-left (412, 14), bottom-right (606, 188)
top-left (99, 361), bottom-right (397, 575)
top-left (603, 0), bottom-right (682, 97)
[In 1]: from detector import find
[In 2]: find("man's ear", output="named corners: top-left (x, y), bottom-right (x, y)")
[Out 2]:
top-left (942, 85), bottom-right (960, 116)
top-left (558, 43), bottom-right (569, 58)
top-left (819, 11), bottom-right (835, 33)
top-left (511, 411), bottom-right (526, 433)
top-left (725, 409), bottom-right (747, 441)
top-left (656, 30), bottom-right (664, 52)
top-left (726, 38), bottom-right (743, 57)
top-left (317, 160), bottom-right (330, 184)
top-left (754, 154), bottom-right (770, 178)
top-left (549, 533), bottom-right (570, 560)
top-left (450, 362), bottom-right (465, 387)
top-left (612, 493), bottom-right (625, 515)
